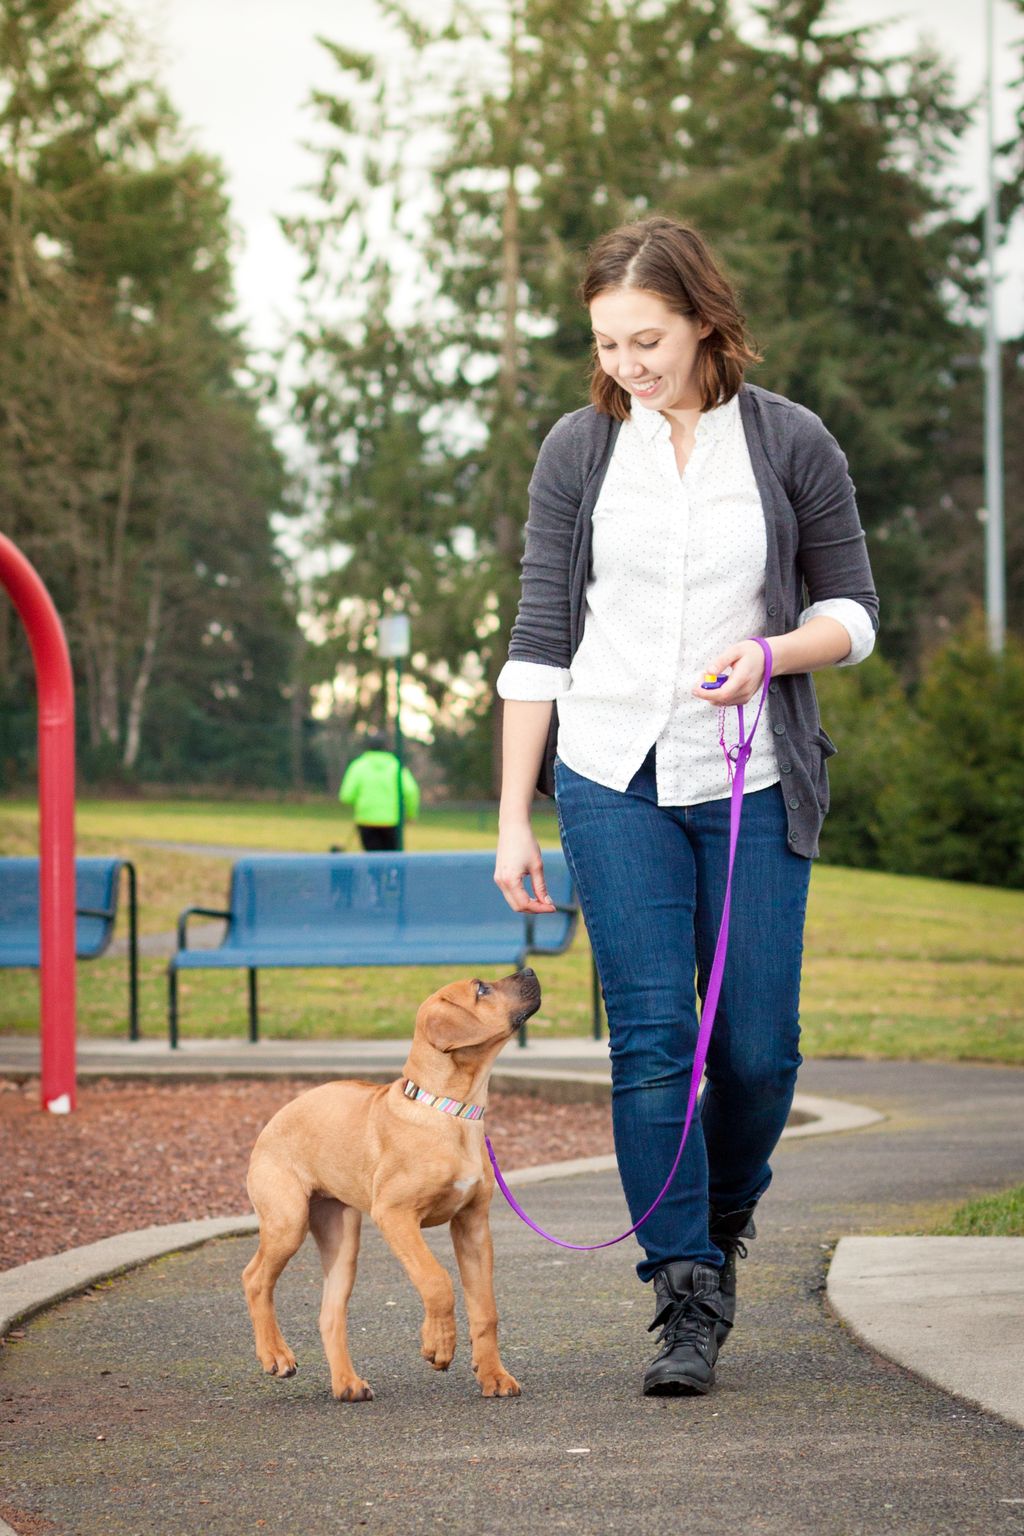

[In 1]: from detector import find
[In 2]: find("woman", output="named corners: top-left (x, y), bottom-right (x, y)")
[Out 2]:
top-left (493, 216), bottom-right (878, 1397)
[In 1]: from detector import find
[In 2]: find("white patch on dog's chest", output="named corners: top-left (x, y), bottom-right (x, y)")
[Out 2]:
top-left (453, 1176), bottom-right (479, 1192)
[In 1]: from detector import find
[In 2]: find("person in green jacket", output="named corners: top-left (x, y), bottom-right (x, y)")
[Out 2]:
top-left (338, 733), bottom-right (420, 851)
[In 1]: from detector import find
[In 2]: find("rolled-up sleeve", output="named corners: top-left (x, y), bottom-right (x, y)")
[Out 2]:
top-left (798, 597), bottom-right (876, 666)
top-left (496, 659), bottom-right (572, 700)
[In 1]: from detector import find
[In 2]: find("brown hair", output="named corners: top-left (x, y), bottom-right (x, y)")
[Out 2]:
top-left (580, 216), bottom-right (762, 418)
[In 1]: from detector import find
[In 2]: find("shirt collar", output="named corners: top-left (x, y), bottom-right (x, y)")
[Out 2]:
top-left (629, 390), bottom-right (738, 445)
top-left (629, 399), bottom-right (671, 442)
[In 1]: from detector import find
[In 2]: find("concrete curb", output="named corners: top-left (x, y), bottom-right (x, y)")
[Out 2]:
top-left (0, 1087), bottom-right (881, 1340)
top-left (0, 1160), bottom-right (616, 1338)
top-left (827, 1236), bottom-right (1024, 1431)
top-left (0, 1036), bottom-right (617, 1083)
top-left (486, 1088), bottom-right (885, 1183)
top-left (0, 1216), bottom-right (259, 1338)
top-left (775, 1090), bottom-right (884, 1138)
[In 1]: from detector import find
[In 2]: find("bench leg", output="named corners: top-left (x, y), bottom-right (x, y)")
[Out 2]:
top-left (168, 966), bottom-right (179, 1050)
top-left (518, 922), bottom-right (536, 1049)
top-left (248, 969), bottom-right (259, 1044)
top-left (125, 862), bottom-right (139, 1041)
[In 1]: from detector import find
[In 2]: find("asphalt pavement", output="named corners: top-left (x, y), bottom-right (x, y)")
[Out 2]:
top-left (1, 1057), bottom-right (1022, 1536)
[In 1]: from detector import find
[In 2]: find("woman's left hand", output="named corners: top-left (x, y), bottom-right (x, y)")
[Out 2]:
top-left (691, 639), bottom-right (768, 707)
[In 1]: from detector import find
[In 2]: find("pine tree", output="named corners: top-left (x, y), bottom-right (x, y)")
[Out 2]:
top-left (292, 0), bottom-right (987, 792)
top-left (0, 0), bottom-right (294, 784)
top-left (730, 0), bottom-right (980, 666)
top-left (291, 0), bottom-right (761, 782)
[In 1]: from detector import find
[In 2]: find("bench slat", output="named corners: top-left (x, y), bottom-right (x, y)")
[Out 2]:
top-left (174, 942), bottom-right (532, 970)
top-left (0, 857), bottom-right (124, 961)
top-left (174, 852), bottom-right (576, 966)
top-left (167, 850), bottom-right (582, 1047)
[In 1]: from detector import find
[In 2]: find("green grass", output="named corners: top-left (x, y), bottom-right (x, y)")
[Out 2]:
top-left (31, 797), bottom-right (522, 854)
top-left (1, 796), bottom-right (1022, 1059)
top-left (929, 1185), bottom-right (1024, 1237)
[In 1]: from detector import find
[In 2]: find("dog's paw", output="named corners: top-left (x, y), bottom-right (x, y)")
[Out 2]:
top-left (332, 1375), bottom-right (374, 1403)
top-left (477, 1367), bottom-right (521, 1398)
top-left (420, 1317), bottom-right (456, 1371)
top-left (260, 1346), bottom-right (297, 1379)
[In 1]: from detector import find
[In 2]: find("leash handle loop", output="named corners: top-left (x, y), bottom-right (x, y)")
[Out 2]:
top-left (486, 638), bottom-right (774, 1251)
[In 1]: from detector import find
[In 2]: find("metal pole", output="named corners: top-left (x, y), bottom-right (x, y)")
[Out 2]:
top-left (378, 613), bottom-right (410, 851)
top-left (983, 0), bottom-right (1006, 655)
top-left (394, 657), bottom-right (405, 851)
top-left (0, 534), bottom-right (77, 1112)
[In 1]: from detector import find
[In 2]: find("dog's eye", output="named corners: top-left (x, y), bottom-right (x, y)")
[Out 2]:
top-left (475, 980), bottom-right (492, 998)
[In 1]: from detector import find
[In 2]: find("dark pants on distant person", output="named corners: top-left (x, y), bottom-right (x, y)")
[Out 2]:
top-left (554, 745), bottom-right (811, 1283)
top-left (357, 824), bottom-right (401, 852)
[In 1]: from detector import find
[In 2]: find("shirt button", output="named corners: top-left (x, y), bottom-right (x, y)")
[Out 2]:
top-left (769, 682), bottom-right (779, 694)
top-left (773, 723), bottom-right (786, 736)
top-left (767, 604), bottom-right (778, 617)
top-left (788, 831), bottom-right (798, 844)
top-left (788, 796), bottom-right (800, 810)
top-left (780, 761), bottom-right (793, 773)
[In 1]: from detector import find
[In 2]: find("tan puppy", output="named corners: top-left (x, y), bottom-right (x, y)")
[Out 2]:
top-left (243, 968), bottom-right (541, 1402)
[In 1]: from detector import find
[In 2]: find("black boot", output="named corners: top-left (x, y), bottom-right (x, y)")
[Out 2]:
top-left (642, 1260), bottom-right (724, 1396)
top-left (708, 1203), bottom-right (757, 1347)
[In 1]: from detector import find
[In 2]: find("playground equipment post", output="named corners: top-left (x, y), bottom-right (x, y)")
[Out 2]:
top-left (0, 534), bottom-right (77, 1112)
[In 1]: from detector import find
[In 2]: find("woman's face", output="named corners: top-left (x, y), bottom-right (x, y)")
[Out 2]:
top-left (589, 288), bottom-right (711, 414)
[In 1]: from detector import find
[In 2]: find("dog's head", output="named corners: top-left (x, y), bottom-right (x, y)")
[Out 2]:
top-left (417, 969), bottom-right (543, 1056)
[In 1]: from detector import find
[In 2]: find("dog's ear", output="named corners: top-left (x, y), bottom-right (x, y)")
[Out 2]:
top-left (422, 997), bottom-right (499, 1054)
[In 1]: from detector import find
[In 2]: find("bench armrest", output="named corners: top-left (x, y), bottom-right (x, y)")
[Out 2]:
top-left (177, 906), bottom-right (231, 951)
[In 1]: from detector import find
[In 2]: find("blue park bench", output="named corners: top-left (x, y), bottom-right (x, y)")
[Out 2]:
top-left (167, 850), bottom-right (585, 1049)
top-left (0, 856), bottom-right (139, 1038)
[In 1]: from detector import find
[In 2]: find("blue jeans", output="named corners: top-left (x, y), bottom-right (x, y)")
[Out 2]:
top-left (554, 746), bottom-right (811, 1283)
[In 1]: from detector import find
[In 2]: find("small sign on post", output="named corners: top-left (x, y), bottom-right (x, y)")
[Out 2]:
top-left (377, 614), bottom-right (411, 661)
top-left (377, 614), bottom-right (411, 849)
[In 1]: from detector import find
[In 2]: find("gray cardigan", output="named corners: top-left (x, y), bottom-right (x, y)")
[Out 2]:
top-left (506, 381), bottom-right (879, 858)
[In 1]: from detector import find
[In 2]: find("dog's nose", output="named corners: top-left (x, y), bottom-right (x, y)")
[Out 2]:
top-left (518, 967), bottom-right (536, 979)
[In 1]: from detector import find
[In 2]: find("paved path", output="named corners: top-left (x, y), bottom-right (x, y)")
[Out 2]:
top-left (1, 1060), bottom-right (1022, 1536)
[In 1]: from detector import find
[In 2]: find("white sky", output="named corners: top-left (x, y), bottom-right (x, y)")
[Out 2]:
top-left (123, 0), bottom-right (1024, 357)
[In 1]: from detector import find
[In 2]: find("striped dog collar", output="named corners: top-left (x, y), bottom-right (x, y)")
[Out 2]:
top-left (402, 1078), bottom-right (485, 1121)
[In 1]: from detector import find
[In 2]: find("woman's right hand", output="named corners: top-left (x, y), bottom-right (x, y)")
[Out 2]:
top-left (494, 820), bottom-right (557, 914)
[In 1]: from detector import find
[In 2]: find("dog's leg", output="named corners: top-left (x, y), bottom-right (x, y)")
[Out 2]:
top-left (243, 1157), bottom-right (309, 1379)
top-left (371, 1203), bottom-right (457, 1371)
top-left (450, 1200), bottom-right (521, 1398)
top-left (308, 1195), bottom-right (373, 1403)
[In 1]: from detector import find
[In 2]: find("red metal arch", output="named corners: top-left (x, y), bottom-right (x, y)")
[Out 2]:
top-left (0, 533), bottom-right (77, 1111)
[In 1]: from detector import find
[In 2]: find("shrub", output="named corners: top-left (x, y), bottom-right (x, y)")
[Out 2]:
top-left (874, 618), bottom-right (1024, 887)
top-left (815, 651), bottom-right (909, 870)
top-left (814, 618), bottom-right (1023, 887)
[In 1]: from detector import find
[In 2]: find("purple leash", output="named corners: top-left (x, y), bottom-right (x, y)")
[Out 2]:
top-left (486, 638), bottom-right (775, 1250)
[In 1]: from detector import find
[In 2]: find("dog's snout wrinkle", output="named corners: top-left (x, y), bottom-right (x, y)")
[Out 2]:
top-left (511, 994), bottom-right (543, 1028)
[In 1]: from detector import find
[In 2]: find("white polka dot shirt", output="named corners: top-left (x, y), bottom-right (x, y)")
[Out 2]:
top-left (497, 393), bottom-right (875, 806)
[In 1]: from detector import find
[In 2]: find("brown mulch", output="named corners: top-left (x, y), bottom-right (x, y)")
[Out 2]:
top-left (0, 1077), bottom-right (614, 1272)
